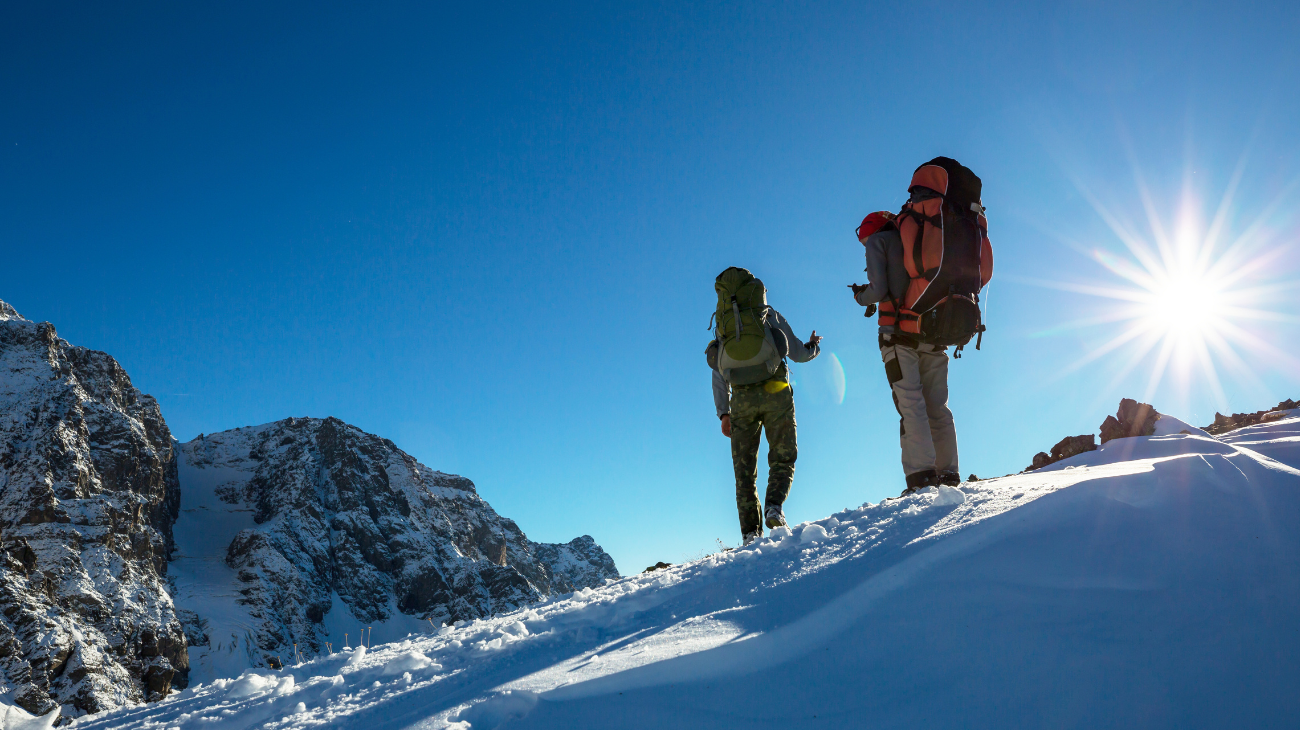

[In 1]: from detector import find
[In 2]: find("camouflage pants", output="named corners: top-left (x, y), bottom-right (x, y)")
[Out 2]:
top-left (730, 382), bottom-right (797, 536)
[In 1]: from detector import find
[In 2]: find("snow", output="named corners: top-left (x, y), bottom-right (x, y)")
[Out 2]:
top-left (169, 452), bottom-right (262, 683)
top-left (1, 699), bottom-right (60, 730)
top-left (1151, 412), bottom-right (1212, 438)
top-left (933, 484), bottom-right (966, 505)
top-left (71, 416), bottom-right (1300, 729)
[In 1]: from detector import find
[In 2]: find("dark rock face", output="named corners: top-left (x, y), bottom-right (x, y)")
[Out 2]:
top-left (1026, 434), bottom-right (1098, 472)
top-left (1204, 399), bottom-right (1299, 435)
top-left (1099, 399), bottom-right (1160, 444)
top-left (179, 418), bottom-right (619, 668)
top-left (0, 302), bottom-right (187, 717)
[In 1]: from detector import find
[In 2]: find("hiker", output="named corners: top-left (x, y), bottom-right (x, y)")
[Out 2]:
top-left (707, 267), bottom-right (821, 545)
top-left (849, 157), bottom-right (993, 495)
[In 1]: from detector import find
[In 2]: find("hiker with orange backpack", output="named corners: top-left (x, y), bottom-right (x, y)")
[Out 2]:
top-left (850, 158), bottom-right (993, 495)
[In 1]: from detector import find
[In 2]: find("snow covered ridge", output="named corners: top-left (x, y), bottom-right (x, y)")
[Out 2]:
top-left (64, 416), bottom-right (1300, 729)
top-left (171, 417), bottom-right (619, 685)
top-left (0, 302), bottom-right (186, 718)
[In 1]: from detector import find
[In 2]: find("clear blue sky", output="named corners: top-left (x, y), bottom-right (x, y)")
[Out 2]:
top-left (4, 1), bottom-right (1299, 575)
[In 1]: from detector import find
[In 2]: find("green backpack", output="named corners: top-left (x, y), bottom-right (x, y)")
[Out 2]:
top-left (708, 267), bottom-right (784, 385)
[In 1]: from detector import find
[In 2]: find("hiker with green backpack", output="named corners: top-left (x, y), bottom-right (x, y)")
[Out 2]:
top-left (850, 157), bottom-right (993, 496)
top-left (706, 267), bottom-right (821, 546)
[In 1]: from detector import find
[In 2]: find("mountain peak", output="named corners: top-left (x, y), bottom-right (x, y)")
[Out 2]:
top-left (0, 299), bottom-right (21, 321)
top-left (172, 415), bottom-right (617, 682)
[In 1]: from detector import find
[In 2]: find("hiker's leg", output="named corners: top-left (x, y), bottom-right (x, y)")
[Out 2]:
top-left (729, 384), bottom-right (764, 536)
top-left (918, 346), bottom-right (958, 474)
top-left (762, 384), bottom-right (797, 509)
top-left (882, 344), bottom-right (937, 481)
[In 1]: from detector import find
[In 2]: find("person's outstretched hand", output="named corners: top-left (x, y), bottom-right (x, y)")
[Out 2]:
top-left (806, 330), bottom-right (822, 349)
top-left (721, 414), bottom-right (732, 438)
top-left (848, 283), bottom-right (869, 296)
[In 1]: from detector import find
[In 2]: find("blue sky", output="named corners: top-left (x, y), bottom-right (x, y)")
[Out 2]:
top-left (3, 1), bottom-right (1299, 575)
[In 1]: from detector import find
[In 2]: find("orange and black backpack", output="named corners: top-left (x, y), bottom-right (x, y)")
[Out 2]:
top-left (876, 157), bottom-right (993, 352)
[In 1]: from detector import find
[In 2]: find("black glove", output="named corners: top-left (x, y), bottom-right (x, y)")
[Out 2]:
top-left (864, 303), bottom-right (877, 317)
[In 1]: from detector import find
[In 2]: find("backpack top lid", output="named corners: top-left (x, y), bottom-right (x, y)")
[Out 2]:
top-left (856, 211), bottom-right (897, 243)
top-left (715, 267), bottom-right (766, 308)
top-left (909, 157), bottom-right (983, 213)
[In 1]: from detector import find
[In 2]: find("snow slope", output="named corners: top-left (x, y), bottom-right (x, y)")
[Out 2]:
top-left (68, 416), bottom-right (1300, 729)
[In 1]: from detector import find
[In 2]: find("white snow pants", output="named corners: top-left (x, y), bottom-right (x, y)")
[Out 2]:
top-left (880, 341), bottom-right (958, 483)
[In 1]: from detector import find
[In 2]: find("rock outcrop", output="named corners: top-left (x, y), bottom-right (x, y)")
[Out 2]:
top-left (1099, 398), bottom-right (1160, 444)
top-left (174, 418), bottom-right (619, 672)
top-left (1025, 434), bottom-right (1098, 472)
top-left (1203, 399), bottom-right (1299, 435)
top-left (0, 301), bottom-right (187, 718)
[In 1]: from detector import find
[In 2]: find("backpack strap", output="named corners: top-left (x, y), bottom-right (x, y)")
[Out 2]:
top-left (898, 206), bottom-right (941, 282)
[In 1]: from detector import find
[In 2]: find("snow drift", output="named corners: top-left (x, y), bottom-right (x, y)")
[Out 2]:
top-left (67, 411), bottom-right (1300, 729)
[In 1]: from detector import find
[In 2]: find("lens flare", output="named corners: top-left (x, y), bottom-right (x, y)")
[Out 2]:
top-left (1026, 154), bottom-right (1300, 415)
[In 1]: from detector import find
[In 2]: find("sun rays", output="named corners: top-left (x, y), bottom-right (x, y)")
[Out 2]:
top-left (1031, 154), bottom-right (1300, 416)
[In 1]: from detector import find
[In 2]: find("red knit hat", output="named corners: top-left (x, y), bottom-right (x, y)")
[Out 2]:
top-left (856, 211), bottom-right (896, 243)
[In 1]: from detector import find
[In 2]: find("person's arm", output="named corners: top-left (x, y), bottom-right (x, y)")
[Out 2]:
top-left (848, 231), bottom-right (894, 307)
top-left (768, 309), bottom-right (820, 363)
top-left (712, 368), bottom-right (731, 420)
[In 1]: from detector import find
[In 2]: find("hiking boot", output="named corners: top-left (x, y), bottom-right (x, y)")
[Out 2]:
top-left (938, 470), bottom-right (961, 487)
top-left (900, 469), bottom-right (939, 496)
top-left (742, 530), bottom-right (762, 547)
top-left (764, 504), bottom-right (787, 530)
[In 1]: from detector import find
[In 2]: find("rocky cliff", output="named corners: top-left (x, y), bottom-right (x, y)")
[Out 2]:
top-left (172, 417), bottom-right (619, 679)
top-left (0, 299), bottom-right (620, 712)
top-left (0, 301), bottom-right (187, 718)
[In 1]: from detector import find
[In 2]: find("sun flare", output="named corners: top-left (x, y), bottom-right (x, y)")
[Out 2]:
top-left (1031, 158), bottom-right (1300, 415)
top-left (1140, 268), bottom-right (1223, 335)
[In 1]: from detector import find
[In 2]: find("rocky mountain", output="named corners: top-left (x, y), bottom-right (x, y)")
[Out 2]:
top-left (0, 302), bottom-right (187, 719)
top-left (0, 299), bottom-right (619, 715)
top-left (172, 418), bottom-right (619, 680)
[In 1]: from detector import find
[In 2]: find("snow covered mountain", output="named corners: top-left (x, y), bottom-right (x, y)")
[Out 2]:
top-left (0, 302), bottom-right (187, 718)
top-left (0, 300), bottom-right (618, 722)
top-left (64, 408), bottom-right (1300, 730)
top-left (170, 417), bottom-right (618, 684)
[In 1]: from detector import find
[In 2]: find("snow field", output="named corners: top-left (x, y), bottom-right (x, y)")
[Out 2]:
top-left (68, 417), bottom-right (1300, 729)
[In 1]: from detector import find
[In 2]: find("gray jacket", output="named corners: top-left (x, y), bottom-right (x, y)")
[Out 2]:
top-left (711, 308), bottom-right (819, 418)
top-left (853, 229), bottom-right (910, 334)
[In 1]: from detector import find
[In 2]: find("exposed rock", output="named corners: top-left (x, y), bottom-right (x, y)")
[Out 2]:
top-left (1203, 399), bottom-right (1299, 435)
top-left (173, 418), bottom-right (620, 674)
top-left (1025, 434), bottom-right (1098, 472)
top-left (0, 300), bottom-right (187, 717)
top-left (1099, 399), bottom-right (1159, 444)
top-left (643, 562), bottom-right (672, 573)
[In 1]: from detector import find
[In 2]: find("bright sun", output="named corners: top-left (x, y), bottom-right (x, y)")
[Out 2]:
top-left (1033, 158), bottom-right (1298, 414)
top-left (1141, 269), bottom-right (1223, 335)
